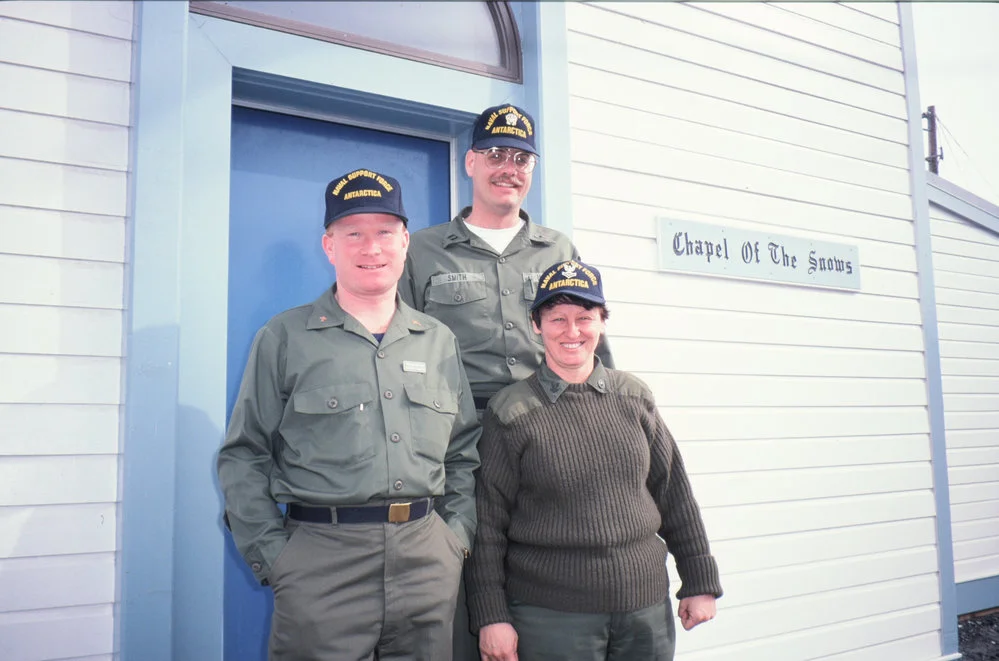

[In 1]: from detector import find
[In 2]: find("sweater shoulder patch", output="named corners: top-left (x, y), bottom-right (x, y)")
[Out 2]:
top-left (489, 379), bottom-right (546, 425)
top-left (608, 369), bottom-right (654, 399)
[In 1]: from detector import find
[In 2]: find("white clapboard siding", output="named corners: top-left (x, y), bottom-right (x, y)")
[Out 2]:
top-left (690, 3), bottom-right (903, 70)
top-left (0, 404), bottom-right (120, 456)
top-left (565, 2), bottom-right (947, 657)
top-left (931, 202), bottom-right (999, 585)
top-left (568, 67), bottom-right (911, 169)
top-left (582, 4), bottom-right (906, 119)
top-left (0, 254), bottom-right (125, 309)
top-left (572, 130), bottom-right (913, 219)
top-left (0, 605), bottom-right (114, 661)
top-left (0, 304), bottom-right (123, 356)
top-left (678, 575), bottom-right (939, 652)
top-left (680, 435), bottom-right (930, 473)
top-left (712, 518), bottom-right (937, 573)
top-left (841, 2), bottom-right (901, 25)
top-left (683, 607), bottom-right (940, 661)
top-left (0, 206), bottom-right (126, 262)
top-left (0, 4), bottom-right (132, 661)
top-left (0, 553), bottom-right (115, 612)
top-left (0, 62), bottom-right (129, 125)
top-left (570, 99), bottom-right (911, 194)
top-left (720, 546), bottom-right (938, 608)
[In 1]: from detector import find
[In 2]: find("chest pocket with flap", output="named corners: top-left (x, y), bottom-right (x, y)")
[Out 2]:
top-left (287, 383), bottom-right (376, 466)
top-left (404, 383), bottom-right (458, 463)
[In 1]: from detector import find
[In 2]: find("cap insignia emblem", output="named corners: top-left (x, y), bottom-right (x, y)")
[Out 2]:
top-left (560, 263), bottom-right (578, 279)
top-left (505, 113), bottom-right (518, 126)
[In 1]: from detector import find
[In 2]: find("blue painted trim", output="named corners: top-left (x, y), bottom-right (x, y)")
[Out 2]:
top-left (118, 2), bottom-right (189, 660)
top-left (531, 2), bottom-right (574, 238)
top-left (957, 575), bottom-right (999, 615)
top-left (123, 7), bottom-right (541, 659)
top-left (898, 4), bottom-right (960, 655)
top-left (927, 171), bottom-right (999, 236)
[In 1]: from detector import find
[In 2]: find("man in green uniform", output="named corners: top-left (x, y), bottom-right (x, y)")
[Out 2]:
top-left (218, 168), bottom-right (480, 661)
top-left (400, 105), bottom-right (613, 660)
top-left (400, 104), bottom-right (613, 412)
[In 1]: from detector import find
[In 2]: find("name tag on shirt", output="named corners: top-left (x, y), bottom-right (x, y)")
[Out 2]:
top-left (430, 272), bottom-right (485, 286)
top-left (403, 360), bottom-right (427, 374)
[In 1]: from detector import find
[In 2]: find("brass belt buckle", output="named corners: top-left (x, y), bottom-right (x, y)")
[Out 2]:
top-left (388, 502), bottom-right (411, 523)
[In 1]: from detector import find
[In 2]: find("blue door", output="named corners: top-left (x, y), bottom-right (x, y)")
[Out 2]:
top-left (224, 105), bottom-right (451, 661)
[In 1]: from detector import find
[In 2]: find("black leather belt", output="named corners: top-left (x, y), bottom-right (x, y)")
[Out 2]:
top-left (288, 498), bottom-right (433, 524)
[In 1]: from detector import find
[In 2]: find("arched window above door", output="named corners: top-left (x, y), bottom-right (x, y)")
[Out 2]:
top-left (189, 1), bottom-right (523, 82)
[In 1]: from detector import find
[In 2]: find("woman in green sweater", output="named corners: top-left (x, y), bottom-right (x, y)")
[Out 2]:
top-left (466, 259), bottom-right (722, 661)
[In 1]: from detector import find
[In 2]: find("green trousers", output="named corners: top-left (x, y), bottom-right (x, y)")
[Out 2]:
top-left (509, 598), bottom-right (676, 661)
top-left (267, 512), bottom-right (465, 661)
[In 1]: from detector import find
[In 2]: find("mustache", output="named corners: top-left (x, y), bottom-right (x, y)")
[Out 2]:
top-left (490, 174), bottom-right (521, 185)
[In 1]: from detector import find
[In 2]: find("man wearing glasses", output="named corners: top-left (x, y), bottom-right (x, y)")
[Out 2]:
top-left (400, 104), bottom-right (613, 660)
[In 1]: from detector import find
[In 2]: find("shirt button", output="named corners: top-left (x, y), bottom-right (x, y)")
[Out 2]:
top-left (454, 294), bottom-right (464, 302)
top-left (598, 379), bottom-right (606, 389)
top-left (390, 433), bottom-right (401, 443)
top-left (499, 257), bottom-right (507, 263)
top-left (502, 288), bottom-right (511, 296)
top-left (507, 357), bottom-right (517, 366)
top-left (433, 399), bottom-right (441, 409)
top-left (377, 350), bottom-right (386, 359)
top-left (327, 397), bottom-right (338, 409)
top-left (251, 562), bottom-right (262, 572)
top-left (384, 390), bottom-right (394, 399)
top-left (504, 322), bottom-right (514, 330)
top-left (393, 480), bottom-right (404, 491)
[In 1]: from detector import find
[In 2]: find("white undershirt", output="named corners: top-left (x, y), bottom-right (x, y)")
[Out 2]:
top-left (464, 220), bottom-right (525, 254)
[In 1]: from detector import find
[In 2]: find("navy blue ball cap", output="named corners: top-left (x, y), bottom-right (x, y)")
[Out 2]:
top-left (531, 259), bottom-right (606, 311)
top-left (324, 168), bottom-right (408, 228)
top-left (471, 104), bottom-right (538, 155)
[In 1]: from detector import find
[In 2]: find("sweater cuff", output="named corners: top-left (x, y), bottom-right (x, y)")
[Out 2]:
top-left (675, 555), bottom-right (724, 600)
top-left (467, 589), bottom-right (512, 633)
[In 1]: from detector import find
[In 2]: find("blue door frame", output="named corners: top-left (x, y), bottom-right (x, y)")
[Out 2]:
top-left (122, 2), bottom-right (597, 659)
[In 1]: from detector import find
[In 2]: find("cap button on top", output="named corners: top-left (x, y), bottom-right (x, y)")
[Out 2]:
top-left (327, 397), bottom-right (338, 409)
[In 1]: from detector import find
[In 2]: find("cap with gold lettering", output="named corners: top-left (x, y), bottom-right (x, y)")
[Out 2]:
top-left (471, 104), bottom-right (537, 155)
top-left (531, 259), bottom-right (605, 311)
top-left (324, 168), bottom-right (408, 228)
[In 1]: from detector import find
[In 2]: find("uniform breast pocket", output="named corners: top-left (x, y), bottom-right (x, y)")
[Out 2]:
top-left (523, 275), bottom-right (544, 345)
top-left (424, 279), bottom-right (492, 347)
top-left (404, 384), bottom-right (458, 463)
top-left (286, 383), bottom-right (376, 466)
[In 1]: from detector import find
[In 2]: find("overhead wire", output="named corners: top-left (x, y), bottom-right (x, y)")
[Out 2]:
top-left (935, 113), bottom-right (999, 201)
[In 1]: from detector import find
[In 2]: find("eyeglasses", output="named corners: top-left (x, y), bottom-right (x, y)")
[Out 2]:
top-left (473, 147), bottom-right (538, 173)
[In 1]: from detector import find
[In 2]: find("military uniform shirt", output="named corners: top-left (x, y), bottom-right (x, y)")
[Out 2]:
top-left (217, 287), bottom-right (481, 584)
top-left (401, 208), bottom-right (613, 399)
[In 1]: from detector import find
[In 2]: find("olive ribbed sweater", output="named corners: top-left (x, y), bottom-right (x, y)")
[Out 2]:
top-left (466, 361), bottom-right (722, 632)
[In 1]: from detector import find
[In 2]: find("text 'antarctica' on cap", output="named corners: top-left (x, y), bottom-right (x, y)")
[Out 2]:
top-left (324, 168), bottom-right (409, 228)
top-left (531, 259), bottom-right (606, 311)
top-left (471, 104), bottom-right (537, 155)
